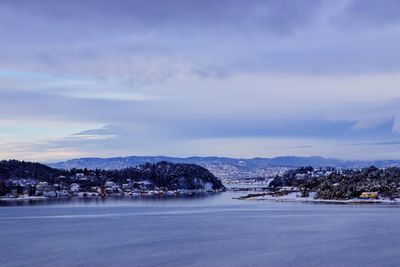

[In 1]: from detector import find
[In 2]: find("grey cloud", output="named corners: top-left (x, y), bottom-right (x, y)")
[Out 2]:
top-left (1, 0), bottom-right (322, 34)
top-left (2, 0), bottom-right (400, 79)
top-left (333, 0), bottom-right (400, 28)
top-left (2, 1), bottom-right (400, 160)
top-left (347, 141), bottom-right (400, 147)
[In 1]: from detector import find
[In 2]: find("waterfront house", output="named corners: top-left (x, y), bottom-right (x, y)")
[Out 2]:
top-left (70, 183), bottom-right (80, 193)
top-left (43, 191), bottom-right (57, 197)
top-left (58, 190), bottom-right (70, 197)
top-left (360, 192), bottom-right (378, 199)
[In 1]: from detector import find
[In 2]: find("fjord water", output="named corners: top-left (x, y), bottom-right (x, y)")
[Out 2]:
top-left (1, 193), bottom-right (400, 267)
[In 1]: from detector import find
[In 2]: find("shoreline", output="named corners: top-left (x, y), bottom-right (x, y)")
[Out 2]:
top-left (0, 191), bottom-right (221, 203)
top-left (0, 196), bottom-right (49, 202)
top-left (236, 192), bottom-right (400, 205)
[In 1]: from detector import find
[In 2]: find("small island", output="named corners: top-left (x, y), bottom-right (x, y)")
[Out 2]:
top-left (238, 166), bottom-right (400, 204)
top-left (0, 160), bottom-right (225, 201)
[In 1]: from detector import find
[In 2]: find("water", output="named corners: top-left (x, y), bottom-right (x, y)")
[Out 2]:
top-left (1, 192), bottom-right (400, 267)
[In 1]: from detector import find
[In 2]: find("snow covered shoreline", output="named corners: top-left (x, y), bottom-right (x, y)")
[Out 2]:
top-left (0, 196), bottom-right (49, 202)
top-left (239, 192), bottom-right (400, 204)
top-left (0, 190), bottom-right (222, 203)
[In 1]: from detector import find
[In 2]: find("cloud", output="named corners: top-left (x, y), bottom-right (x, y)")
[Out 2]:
top-left (0, 0), bottom-right (323, 35)
top-left (392, 114), bottom-right (400, 133)
top-left (347, 141), bottom-right (400, 147)
top-left (332, 0), bottom-right (400, 28)
top-left (2, 0), bottom-right (400, 80)
top-left (2, 1), bottom-right (400, 160)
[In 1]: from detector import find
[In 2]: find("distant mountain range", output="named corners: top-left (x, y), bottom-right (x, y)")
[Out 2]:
top-left (48, 156), bottom-right (400, 179)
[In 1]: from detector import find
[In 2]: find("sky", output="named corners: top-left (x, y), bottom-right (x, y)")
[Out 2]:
top-left (1, 0), bottom-right (400, 162)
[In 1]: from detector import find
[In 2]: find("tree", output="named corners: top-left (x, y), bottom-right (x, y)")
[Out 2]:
top-left (16, 184), bottom-right (24, 195)
top-left (29, 185), bottom-right (36, 196)
top-left (0, 182), bottom-right (10, 196)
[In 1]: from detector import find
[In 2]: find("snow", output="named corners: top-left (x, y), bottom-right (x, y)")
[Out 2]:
top-left (245, 191), bottom-right (400, 204)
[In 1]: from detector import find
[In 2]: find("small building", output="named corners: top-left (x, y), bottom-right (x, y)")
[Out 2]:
top-left (360, 192), bottom-right (378, 199)
top-left (43, 191), bottom-right (57, 197)
top-left (122, 182), bottom-right (132, 190)
top-left (105, 181), bottom-right (117, 188)
top-left (70, 183), bottom-right (80, 193)
top-left (58, 190), bottom-right (70, 197)
top-left (37, 182), bottom-right (49, 191)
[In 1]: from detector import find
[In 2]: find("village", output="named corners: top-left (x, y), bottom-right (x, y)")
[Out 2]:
top-left (1, 174), bottom-right (221, 201)
top-left (0, 160), bottom-right (226, 201)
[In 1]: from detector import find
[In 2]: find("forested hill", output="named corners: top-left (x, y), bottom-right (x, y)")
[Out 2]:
top-left (0, 160), bottom-right (224, 190)
top-left (269, 166), bottom-right (400, 200)
top-left (0, 160), bottom-right (64, 181)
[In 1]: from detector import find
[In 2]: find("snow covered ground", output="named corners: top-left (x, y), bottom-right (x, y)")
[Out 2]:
top-left (247, 192), bottom-right (400, 204)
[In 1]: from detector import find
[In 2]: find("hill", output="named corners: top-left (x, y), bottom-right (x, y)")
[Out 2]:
top-left (0, 160), bottom-right (64, 182)
top-left (269, 166), bottom-right (400, 200)
top-left (48, 156), bottom-right (400, 179)
top-left (0, 160), bottom-right (224, 196)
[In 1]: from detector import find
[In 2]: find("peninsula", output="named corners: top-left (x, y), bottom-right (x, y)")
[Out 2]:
top-left (0, 160), bottom-right (225, 201)
top-left (239, 166), bottom-right (400, 203)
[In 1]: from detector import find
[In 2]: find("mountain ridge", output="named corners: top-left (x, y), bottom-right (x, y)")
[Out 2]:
top-left (48, 156), bottom-right (400, 179)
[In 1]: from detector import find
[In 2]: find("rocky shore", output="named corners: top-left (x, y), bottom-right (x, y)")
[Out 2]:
top-left (236, 191), bottom-right (400, 204)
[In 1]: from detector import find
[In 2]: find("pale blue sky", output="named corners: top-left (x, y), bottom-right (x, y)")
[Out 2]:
top-left (1, 0), bottom-right (400, 161)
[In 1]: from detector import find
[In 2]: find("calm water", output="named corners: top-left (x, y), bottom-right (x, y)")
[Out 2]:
top-left (1, 192), bottom-right (400, 267)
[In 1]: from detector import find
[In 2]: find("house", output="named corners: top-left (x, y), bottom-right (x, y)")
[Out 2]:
top-left (36, 182), bottom-right (49, 191)
top-left (122, 182), bottom-right (132, 190)
top-left (105, 181), bottom-right (117, 188)
top-left (70, 183), bottom-right (80, 193)
top-left (36, 182), bottom-right (49, 195)
top-left (104, 181), bottom-right (120, 194)
top-left (58, 190), bottom-right (70, 197)
top-left (43, 191), bottom-right (57, 197)
top-left (360, 192), bottom-right (378, 199)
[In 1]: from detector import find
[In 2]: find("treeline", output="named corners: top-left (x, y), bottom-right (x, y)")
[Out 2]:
top-left (269, 166), bottom-right (400, 200)
top-left (0, 160), bottom-right (65, 182)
